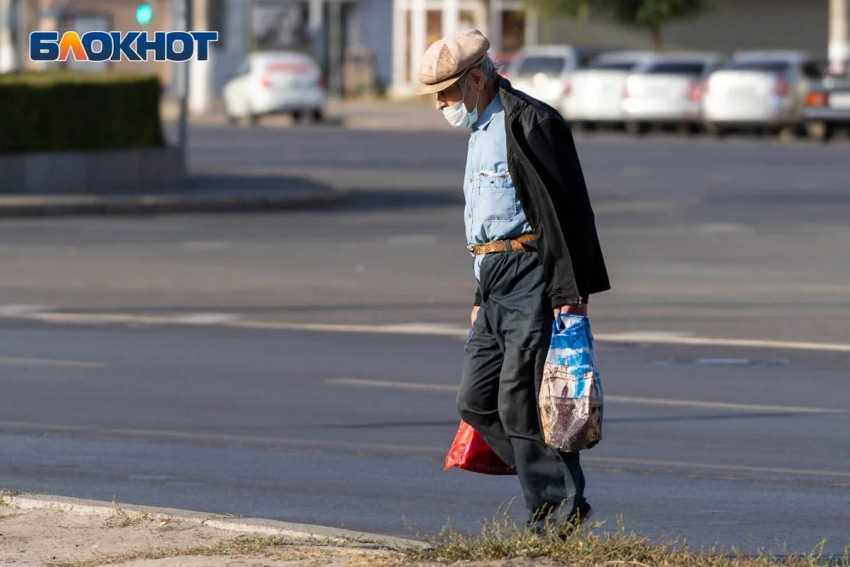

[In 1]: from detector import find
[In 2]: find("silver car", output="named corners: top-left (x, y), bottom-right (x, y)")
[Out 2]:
top-left (561, 51), bottom-right (655, 130)
top-left (621, 52), bottom-right (720, 135)
top-left (702, 50), bottom-right (824, 136)
top-left (505, 45), bottom-right (616, 110)
top-left (803, 73), bottom-right (850, 141)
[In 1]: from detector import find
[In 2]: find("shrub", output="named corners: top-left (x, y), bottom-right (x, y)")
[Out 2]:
top-left (0, 71), bottom-right (166, 153)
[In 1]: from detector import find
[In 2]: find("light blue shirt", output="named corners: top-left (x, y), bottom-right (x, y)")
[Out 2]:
top-left (463, 94), bottom-right (533, 280)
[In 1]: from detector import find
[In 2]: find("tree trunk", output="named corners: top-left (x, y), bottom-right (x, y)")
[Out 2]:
top-left (649, 23), bottom-right (663, 52)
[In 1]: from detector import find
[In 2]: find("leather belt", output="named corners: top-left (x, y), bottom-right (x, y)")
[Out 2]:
top-left (468, 233), bottom-right (536, 256)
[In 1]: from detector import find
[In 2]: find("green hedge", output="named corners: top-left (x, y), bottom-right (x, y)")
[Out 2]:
top-left (0, 72), bottom-right (165, 153)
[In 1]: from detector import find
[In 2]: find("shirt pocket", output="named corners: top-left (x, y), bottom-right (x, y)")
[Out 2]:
top-left (474, 172), bottom-right (518, 222)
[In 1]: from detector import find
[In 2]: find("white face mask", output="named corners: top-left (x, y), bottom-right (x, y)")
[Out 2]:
top-left (442, 76), bottom-right (480, 129)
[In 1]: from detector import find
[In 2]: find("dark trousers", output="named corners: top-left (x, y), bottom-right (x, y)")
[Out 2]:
top-left (457, 247), bottom-right (586, 529)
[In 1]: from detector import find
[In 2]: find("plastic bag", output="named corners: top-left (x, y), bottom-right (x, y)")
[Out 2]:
top-left (538, 314), bottom-right (604, 452)
top-left (444, 420), bottom-right (516, 475)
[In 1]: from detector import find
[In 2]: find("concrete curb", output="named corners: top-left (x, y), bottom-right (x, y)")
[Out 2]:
top-left (0, 187), bottom-right (346, 218)
top-left (2, 493), bottom-right (425, 550)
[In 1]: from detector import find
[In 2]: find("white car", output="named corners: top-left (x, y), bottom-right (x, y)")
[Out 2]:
top-left (223, 51), bottom-right (326, 126)
top-left (505, 45), bottom-right (615, 109)
top-left (702, 50), bottom-right (824, 136)
top-left (621, 52), bottom-right (719, 135)
top-left (561, 51), bottom-right (655, 130)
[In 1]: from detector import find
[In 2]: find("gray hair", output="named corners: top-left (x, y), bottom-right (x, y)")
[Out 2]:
top-left (470, 55), bottom-right (499, 85)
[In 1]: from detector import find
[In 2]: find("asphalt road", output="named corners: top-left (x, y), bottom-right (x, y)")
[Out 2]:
top-left (1, 123), bottom-right (848, 554)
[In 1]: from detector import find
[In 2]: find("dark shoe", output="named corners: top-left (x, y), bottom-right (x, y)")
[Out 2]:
top-left (527, 502), bottom-right (593, 538)
top-left (555, 502), bottom-right (594, 539)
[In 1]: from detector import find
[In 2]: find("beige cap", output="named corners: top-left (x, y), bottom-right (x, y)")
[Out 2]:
top-left (414, 29), bottom-right (490, 95)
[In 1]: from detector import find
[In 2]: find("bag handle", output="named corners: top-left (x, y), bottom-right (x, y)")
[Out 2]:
top-left (553, 313), bottom-right (587, 333)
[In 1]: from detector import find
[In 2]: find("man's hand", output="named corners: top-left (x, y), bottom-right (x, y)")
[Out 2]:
top-left (554, 304), bottom-right (588, 319)
top-left (471, 305), bottom-right (480, 327)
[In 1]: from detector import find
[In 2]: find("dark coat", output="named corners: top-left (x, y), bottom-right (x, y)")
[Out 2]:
top-left (474, 78), bottom-right (611, 308)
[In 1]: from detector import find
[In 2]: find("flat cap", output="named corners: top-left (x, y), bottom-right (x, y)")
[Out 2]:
top-left (415, 29), bottom-right (490, 95)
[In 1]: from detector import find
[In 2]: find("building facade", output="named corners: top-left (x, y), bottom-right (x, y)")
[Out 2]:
top-left (389, 0), bottom-right (848, 96)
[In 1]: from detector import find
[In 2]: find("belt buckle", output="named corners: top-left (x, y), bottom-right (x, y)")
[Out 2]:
top-left (466, 244), bottom-right (475, 257)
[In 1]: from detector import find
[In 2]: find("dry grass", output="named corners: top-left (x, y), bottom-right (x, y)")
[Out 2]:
top-left (403, 515), bottom-right (850, 567)
top-left (43, 535), bottom-right (400, 567)
top-left (103, 499), bottom-right (151, 528)
top-left (0, 489), bottom-right (21, 505)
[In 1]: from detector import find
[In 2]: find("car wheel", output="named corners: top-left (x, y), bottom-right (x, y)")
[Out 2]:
top-left (572, 120), bottom-right (594, 133)
top-left (248, 113), bottom-right (261, 127)
top-left (292, 111), bottom-right (305, 123)
top-left (311, 108), bottom-right (325, 123)
top-left (807, 121), bottom-right (834, 142)
top-left (679, 123), bottom-right (702, 136)
top-left (706, 123), bottom-right (727, 138)
top-left (626, 121), bottom-right (650, 136)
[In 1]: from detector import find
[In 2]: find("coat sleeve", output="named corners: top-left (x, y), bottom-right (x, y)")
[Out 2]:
top-left (525, 118), bottom-right (599, 305)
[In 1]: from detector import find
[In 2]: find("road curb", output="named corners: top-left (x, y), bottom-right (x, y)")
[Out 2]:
top-left (0, 186), bottom-right (347, 218)
top-left (2, 494), bottom-right (424, 550)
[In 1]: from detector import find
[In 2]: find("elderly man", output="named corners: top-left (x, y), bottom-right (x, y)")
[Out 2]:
top-left (415, 30), bottom-right (610, 532)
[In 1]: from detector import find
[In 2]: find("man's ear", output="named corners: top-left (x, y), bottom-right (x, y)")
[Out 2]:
top-left (468, 69), bottom-right (485, 90)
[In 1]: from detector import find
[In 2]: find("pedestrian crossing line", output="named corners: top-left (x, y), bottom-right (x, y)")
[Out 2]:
top-left (0, 355), bottom-right (107, 369)
top-left (326, 378), bottom-right (846, 415)
top-left (4, 309), bottom-right (850, 353)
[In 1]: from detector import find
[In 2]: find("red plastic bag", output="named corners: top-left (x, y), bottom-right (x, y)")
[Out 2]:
top-left (444, 420), bottom-right (517, 475)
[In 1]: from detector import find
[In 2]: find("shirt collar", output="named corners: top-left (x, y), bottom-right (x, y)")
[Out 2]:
top-left (473, 94), bottom-right (502, 131)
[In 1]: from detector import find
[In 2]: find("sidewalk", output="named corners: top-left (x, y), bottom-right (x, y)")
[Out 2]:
top-left (0, 493), bottom-right (412, 567)
top-left (0, 172), bottom-right (345, 218)
top-left (161, 98), bottom-right (453, 133)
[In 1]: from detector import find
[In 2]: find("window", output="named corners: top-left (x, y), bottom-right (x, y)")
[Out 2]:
top-left (723, 60), bottom-right (791, 74)
top-left (515, 57), bottom-right (567, 78)
top-left (802, 61), bottom-right (823, 80)
top-left (643, 62), bottom-right (708, 76)
top-left (586, 60), bottom-right (639, 71)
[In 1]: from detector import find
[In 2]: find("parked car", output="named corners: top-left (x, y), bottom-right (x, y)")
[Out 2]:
top-left (621, 52), bottom-right (720, 135)
top-left (701, 50), bottom-right (824, 136)
top-left (223, 51), bottom-right (326, 126)
top-left (505, 45), bottom-right (617, 109)
top-left (561, 51), bottom-right (655, 130)
top-left (493, 52), bottom-right (516, 78)
top-left (802, 73), bottom-right (850, 141)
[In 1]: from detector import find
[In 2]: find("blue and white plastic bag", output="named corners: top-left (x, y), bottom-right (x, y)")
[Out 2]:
top-left (538, 314), bottom-right (604, 452)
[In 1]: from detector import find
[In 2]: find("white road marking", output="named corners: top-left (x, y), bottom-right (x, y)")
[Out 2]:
top-left (2, 310), bottom-right (849, 353)
top-left (0, 355), bottom-right (107, 369)
top-left (1, 419), bottom-right (848, 480)
top-left (0, 304), bottom-right (55, 316)
top-left (180, 241), bottom-right (233, 251)
top-left (326, 378), bottom-right (846, 415)
top-left (597, 332), bottom-right (850, 353)
top-left (171, 313), bottom-right (241, 325)
top-left (584, 456), bottom-right (850, 479)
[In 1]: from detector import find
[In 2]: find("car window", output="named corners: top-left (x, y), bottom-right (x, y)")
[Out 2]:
top-left (264, 60), bottom-right (315, 75)
top-left (802, 61), bottom-right (823, 80)
top-left (723, 60), bottom-right (791, 74)
top-left (586, 60), bottom-right (639, 71)
top-left (515, 56), bottom-right (567, 78)
top-left (642, 62), bottom-right (708, 75)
